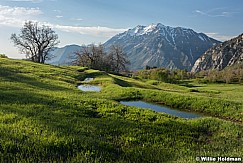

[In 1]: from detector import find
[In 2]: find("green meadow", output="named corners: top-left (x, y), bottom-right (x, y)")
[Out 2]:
top-left (0, 58), bottom-right (242, 162)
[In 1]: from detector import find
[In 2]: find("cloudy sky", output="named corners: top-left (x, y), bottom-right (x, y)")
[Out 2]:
top-left (1, 0), bottom-right (243, 58)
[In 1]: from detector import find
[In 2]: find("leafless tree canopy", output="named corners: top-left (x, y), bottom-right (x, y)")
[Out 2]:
top-left (74, 44), bottom-right (106, 70)
top-left (107, 45), bottom-right (130, 73)
top-left (74, 44), bottom-right (130, 73)
top-left (11, 21), bottom-right (59, 63)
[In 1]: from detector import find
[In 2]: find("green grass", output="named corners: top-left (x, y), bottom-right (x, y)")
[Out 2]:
top-left (0, 58), bottom-right (242, 162)
top-left (96, 78), bottom-right (242, 123)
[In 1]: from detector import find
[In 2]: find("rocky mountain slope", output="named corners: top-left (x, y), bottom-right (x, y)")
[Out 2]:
top-left (191, 34), bottom-right (243, 73)
top-left (104, 23), bottom-right (220, 70)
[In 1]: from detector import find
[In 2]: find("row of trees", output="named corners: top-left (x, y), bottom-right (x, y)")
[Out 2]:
top-left (133, 68), bottom-right (191, 83)
top-left (74, 44), bottom-right (130, 73)
top-left (195, 62), bottom-right (243, 84)
top-left (133, 65), bottom-right (243, 84)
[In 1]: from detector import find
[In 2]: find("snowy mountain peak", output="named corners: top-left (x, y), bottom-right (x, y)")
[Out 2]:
top-left (143, 23), bottom-right (158, 34)
top-left (127, 25), bottom-right (145, 36)
top-left (127, 23), bottom-right (167, 36)
top-left (104, 23), bottom-right (221, 70)
top-left (120, 23), bottom-right (200, 39)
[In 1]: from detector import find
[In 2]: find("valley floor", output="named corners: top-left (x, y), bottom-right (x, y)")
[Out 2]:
top-left (0, 58), bottom-right (242, 162)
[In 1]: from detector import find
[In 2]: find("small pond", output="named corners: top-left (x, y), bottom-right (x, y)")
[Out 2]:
top-left (78, 77), bottom-right (101, 92)
top-left (78, 85), bottom-right (101, 92)
top-left (120, 101), bottom-right (203, 119)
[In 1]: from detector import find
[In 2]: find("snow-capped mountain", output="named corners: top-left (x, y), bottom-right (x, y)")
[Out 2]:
top-left (46, 45), bottom-right (82, 65)
top-left (104, 23), bottom-right (220, 70)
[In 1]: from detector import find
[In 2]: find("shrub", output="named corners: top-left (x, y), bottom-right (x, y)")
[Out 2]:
top-left (0, 54), bottom-right (8, 58)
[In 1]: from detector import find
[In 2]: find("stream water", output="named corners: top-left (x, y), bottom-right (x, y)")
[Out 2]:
top-left (120, 101), bottom-right (203, 119)
top-left (78, 78), bottom-right (101, 92)
top-left (78, 85), bottom-right (101, 92)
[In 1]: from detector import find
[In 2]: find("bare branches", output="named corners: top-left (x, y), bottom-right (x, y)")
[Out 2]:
top-left (74, 44), bottom-right (130, 73)
top-left (10, 21), bottom-right (59, 63)
top-left (74, 44), bottom-right (106, 70)
top-left (108, 45), bottom-right (130, 73)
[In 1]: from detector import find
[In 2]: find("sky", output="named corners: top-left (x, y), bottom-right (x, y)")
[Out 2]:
top-left (0, 0), bottom-right (243, 59)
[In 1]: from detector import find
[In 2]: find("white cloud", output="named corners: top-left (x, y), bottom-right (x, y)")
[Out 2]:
top-left (53, 9), bottom-right (61, 13)
top-left (0, 5), bottom-right (42, 27)
top-left (56, 15), bottom-right (63, 18)
top-left (0, 5), bottom-right (126, 38)
top-left (53, 25), bottom-right (127, 38)
top-left (0, 5), bottom-right (42, 16)
top-left (195, 10), bottom-right (206, 15)
top-left (205, 32), bottom-right (235, 41)
top-left (9, 0), bottom-right (43, 3)
top-left (194, 8), bottom-right (238, 17)
top-left (71, 18), bottom-right (83, 21)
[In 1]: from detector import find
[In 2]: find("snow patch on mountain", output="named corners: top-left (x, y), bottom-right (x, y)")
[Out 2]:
top-left (198, 35), bottom-right (205, 41)
top-left (104, 23), bottom-right (221, 70)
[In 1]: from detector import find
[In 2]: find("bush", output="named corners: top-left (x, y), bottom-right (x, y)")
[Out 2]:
top-left (132, 68), bottom-right (190, 84)
top-left (0, 54), bottom-right (8, 58)
top-left (195, 64), bottom-right (243, 84)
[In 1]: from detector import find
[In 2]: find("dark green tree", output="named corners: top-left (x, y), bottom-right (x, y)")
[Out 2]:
top-left (0, 54), bottom-right (8, 58)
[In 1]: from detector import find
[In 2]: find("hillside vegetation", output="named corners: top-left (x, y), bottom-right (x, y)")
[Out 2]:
top-left (0, 58), bottom-right (242, 162)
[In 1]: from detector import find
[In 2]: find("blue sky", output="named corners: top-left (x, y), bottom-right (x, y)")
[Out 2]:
top-left (1, 0), bottom-right (243, 58)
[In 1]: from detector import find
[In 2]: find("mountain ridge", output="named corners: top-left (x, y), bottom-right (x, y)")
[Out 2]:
top-left (191, 33), bottom-right (243, 72)
top-left (46, 44), bottom-right (82, 65)
top-left (47, 23), bottom-right (221, 70)
top-left (104, 23), bottom-right (220, 70)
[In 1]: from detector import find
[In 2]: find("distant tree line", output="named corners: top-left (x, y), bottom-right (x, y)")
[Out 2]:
top-left (132, 68), bottom-right (191, 83)
top-left (73, 44), bottom-right (130, 73)
top-left (134, 61), bottom-right (243, 84)
top-left (195, 62), bottom-right (243, 84)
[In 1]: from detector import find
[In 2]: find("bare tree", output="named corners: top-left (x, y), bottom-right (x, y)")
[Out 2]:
top-left (74, 44), bottom-right (107, 70)
top-left (10, 21), bottom-right (59, 63)
top-left (107, 45), bottom-right (130, 73)
top-left (74, 44), bottom-right (130, 73)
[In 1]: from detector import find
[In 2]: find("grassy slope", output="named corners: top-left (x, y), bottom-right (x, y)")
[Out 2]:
top-left (0, 58), bottom-right (242, 162)
top-left (96, 73), bottom-right (242, 123)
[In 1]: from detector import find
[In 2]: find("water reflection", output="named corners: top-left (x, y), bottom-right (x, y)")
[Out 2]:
top-left (78, 85), bottom-right (101, 92)
top-left (120, 101), bottom-right (202, 119)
